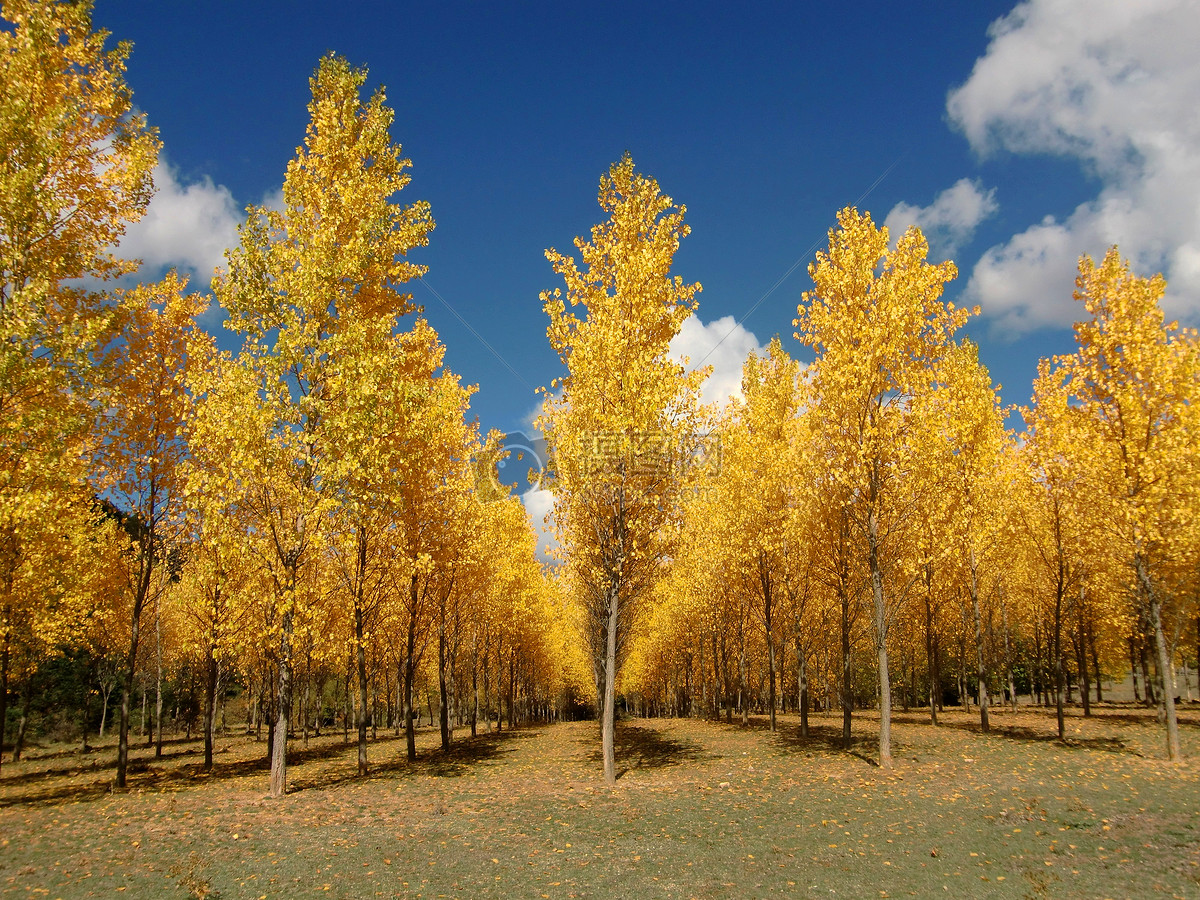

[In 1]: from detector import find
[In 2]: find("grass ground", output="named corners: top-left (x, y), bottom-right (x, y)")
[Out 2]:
top-left (1, 704), bottom-right (1198, 899)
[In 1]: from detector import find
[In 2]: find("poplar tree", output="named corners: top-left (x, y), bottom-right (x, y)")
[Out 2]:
top-left (1060, 249), bottom-right (1198, 759)
top-left (539, 155), bottom-right (706, 784)
top-left (925, 342), bottom-right (1010, 733)
top-left (795, 208), bottom-right (966, 768)
top-left (715, 339), bottom-right (802, 732)
top-left (95, 274), bottom-right (204, 788)
top-left (0, 0), bottom-right (158, 754)
top-left (214, 54), bottom-right (433, 797)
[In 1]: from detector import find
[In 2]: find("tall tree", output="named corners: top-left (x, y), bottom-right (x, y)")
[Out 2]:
top-left (326, 315), bottom-right (478, 768)
top-left (214, 54), bottom-right (433, 797)
top-left (539, 155), bottom-right (706, 784)
top-left (1060, 249), bottom-right (1198, 760)
top-left (180, 341), bottom-right (259, 772)
top-left (795, 207), bottom-right (966, 768)
top-left (716, 339), bottom-right (802, 732)
top-left (94, 274), bottom-right (203, 788)
top-left (0, 0), bottom-right (158, 753)
top-left (926, 342), bottom-right (1010, 732)
top-left (1020, 360), bottom-right (1089, 740)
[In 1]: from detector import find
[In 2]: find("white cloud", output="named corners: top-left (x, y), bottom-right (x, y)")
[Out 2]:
top-left (670, 314), bottom-right (767, 409)
top-left (259, 187), bottom-right (286, 215)
top-left (521, 389), bottom-right (558, 435)
top-left (883, 178), bottom-right (998, 261)
top-left (115, 160), bottom-right (241, 289)
top-left (520, 486), bottom-right (559, 563)
top-left (526, 315), bottom-right (764, 429)
top-left (946, 0), bottom-right (1200, 333)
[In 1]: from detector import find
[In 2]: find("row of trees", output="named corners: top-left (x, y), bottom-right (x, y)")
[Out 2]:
top-left (1, 2), bottom-right (587, 797)
top-left (542, 176), bottom-right (1199, 779)
top-left (3, 1), bottom-right (1195, 796)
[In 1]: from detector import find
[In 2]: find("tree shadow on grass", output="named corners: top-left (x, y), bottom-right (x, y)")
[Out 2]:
top-left (0, 773), bottom-right (113, 808)
top-left (0, 732), bottom-right (236, 788)
top-left (889, 712), bottom-right (1135, 754)
top-left (0, 736), bottom-right (354, 808)
top-left (579, 722), bottom-right (711, 779)
top-left (0, 728), bottom-right (538, 807)
top-left (770, 721), bottom-right (885, 766)
top-left (1083, 707), bottom-right (1200, 728)
top-left (287, 728), bottom-right (538, 793)
top-left (0, 756), bottom-right (109, 788)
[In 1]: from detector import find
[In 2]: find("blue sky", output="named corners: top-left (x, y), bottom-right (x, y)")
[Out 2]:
top-left (93, 1), bottom-right (1200, 461)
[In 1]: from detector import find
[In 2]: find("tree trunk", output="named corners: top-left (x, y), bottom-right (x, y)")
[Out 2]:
top-left (348, 527), bottom-right (369, 773)
top-left (355, 604), bottom-right (369, 777)
top-left (926, 591), bottom-right (939, 725)
top-left (1076, 584), bottom-right (1091, 717)
top-left (438, 620), bottom-right (450, 751)
top-left (372, 661), bottom-right (379, 741)
top-left (923, 563), bottom-right (940, 726)
top-left (868, 506), bottom-right (891, 768)
top-left (471, 637), bottom-right (479, 738)
top-left (117, 553), bottom-right (153, 789)
top-left (1129, 634), bottom-right (1141, 704)
top-left (80, 680), bottom-right (90, 753)
top-left (404, 571), bottom-right (420, 760)
top-left (204, 643), bottom-right (220, 772)
top-left (841, 583), bottom-right (852, 750)
top-left (269, 589), bottom-right (296, 799)
top-left (99, 680), bottom-right (112, 738)
top-left (341, 662), bottom-right (350, 743)
top-left (507, 652), bottom-right (516, 730)
top-left (960, 634), bottom-right (971, 714)
top-left (1032, 617), bottom-right (1043, 706)
top-left (154, 594), bottom-right (163, 758)
top-left (1054, 582), bottom-right (1065, 742)
top-left (1139, 623), bottom-right (1156, 705)
top-left (601, 584), bottom-right (620, 785)
top-left (798, 637), bottom-right (809, 738)
top-left (496, 640), bottom-right (504, 733)
top-left (246, 671), bottom-right (255, 735)
top-left (1088, 622), bottom-right (1103, 704)
top-left (301, 666), bottom-right (310, 748)
top-left (0, 642), bottom-right (8, 773)
top-left (203, 647), bottom-right (218, 771)
top-left (1000, 587), bottom-right (1016, 711)
top-left (761, 561), bottom-right (776, 733)
top-left (738, 637), bottom-right (748, 728)
top-left (483, 636), bottom-right (492, 733)
top-left (13, 671), bottom-right (32, 762)
top-left (720, 633), bottom-right (732, 724)
top-left (392, 667), bottom-right (400, 735)
top-left (1138, 557), bottom-right (1181, 760)
top-left (969, 549), bottom-right (989, 733)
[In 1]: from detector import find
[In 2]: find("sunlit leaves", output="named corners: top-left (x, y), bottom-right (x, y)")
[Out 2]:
top-left (0, 0), bottom-right (159, 708)
top-left (1033, 248), bottom-right (1200, 758)
top-left (539, 155), bottom-right (707, 781)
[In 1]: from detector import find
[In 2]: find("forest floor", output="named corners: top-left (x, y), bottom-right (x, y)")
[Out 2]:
top-left (1, 704), bottom-right (1198, 899)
